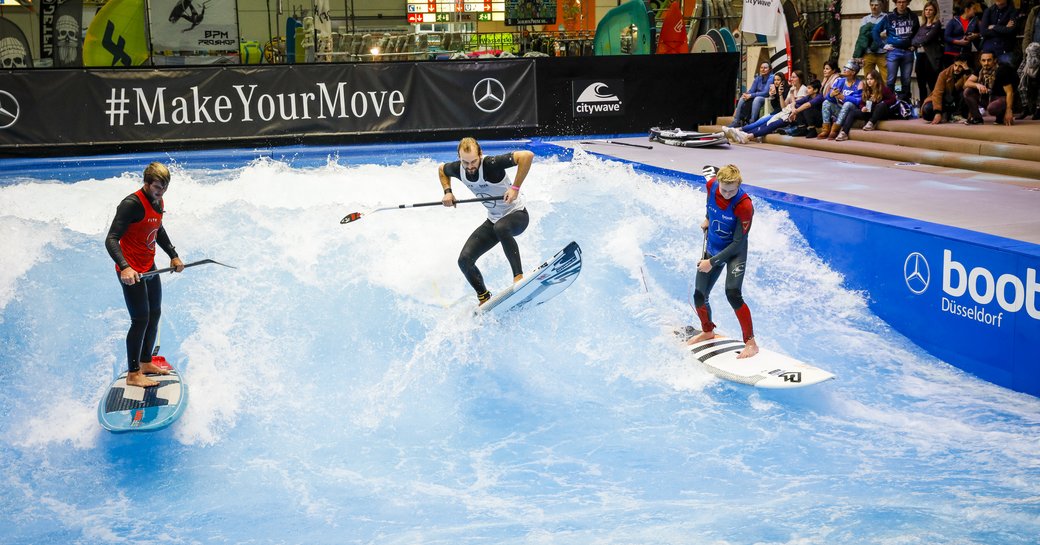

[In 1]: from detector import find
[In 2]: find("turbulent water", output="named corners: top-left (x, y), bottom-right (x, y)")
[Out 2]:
top-left (1, 143), bottom-right (1038, 544)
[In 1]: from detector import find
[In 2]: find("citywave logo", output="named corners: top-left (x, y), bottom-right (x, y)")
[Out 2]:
top-left (905, 249), bottom-right (1040, 327)
top-left (572, 79), bottom-right (624, 117)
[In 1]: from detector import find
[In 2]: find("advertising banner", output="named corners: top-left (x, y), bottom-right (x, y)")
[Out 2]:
top-left (0, 60), bottom-right (538, 148)
top-left (0, 15), bottom-right (33, 69)
top-left (149, 0), bottom-right (239, 52)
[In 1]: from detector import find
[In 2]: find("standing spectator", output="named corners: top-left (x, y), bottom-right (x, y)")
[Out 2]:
top-left (873, 0), bottom-right (920, 101)
top-left (1015, 42), bottom-right (1040, 120)
top-left (819, 59), bottom-right (864, 139)
top-left (856, 0), bottom-right (890, 82)
top-left (913, 1), bottom-right (944, 103)
top-left (943, 1), bottom-right (982, 69)
top-left (728, 63), bottom-right (773, 127)
top-left (921, 53), bottom-right (973, 123)
top-left (963, 50), bottom-right (1018, 125)
top-left (980, 0), bottom-right (1019, 65)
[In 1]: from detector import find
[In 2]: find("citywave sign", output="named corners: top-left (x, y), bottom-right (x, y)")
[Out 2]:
top-left (0, 61), bottom-right (537, 148)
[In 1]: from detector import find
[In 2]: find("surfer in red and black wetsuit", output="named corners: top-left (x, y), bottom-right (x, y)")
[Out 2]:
top-left (105, 162), bottom-right (184, 387)
top-left (688, 164), bottom-right (759, 359)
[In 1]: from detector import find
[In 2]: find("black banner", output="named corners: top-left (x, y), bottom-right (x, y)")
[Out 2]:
top-left (0, 61), bottom-right (538, 149)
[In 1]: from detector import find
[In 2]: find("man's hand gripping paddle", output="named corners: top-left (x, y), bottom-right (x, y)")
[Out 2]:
top-left (340, 196), bottom-right (503, 224)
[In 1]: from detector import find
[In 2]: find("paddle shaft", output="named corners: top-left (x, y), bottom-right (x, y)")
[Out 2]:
top-left (580, 140), bottom-right (654, 150)
top-left (341, 195), bottom-right (503, 224)
top-left (139, 259), bottom-right (236, 279)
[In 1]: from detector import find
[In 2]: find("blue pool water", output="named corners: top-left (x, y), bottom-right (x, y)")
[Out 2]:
top-left (1, 142), bottom-right (1038, 544)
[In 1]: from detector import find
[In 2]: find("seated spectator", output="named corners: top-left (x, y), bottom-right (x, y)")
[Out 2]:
top-left (963, 50), bottom-right (1018, 125)
top-left (979, 0), bottom-right (1019, 66)
top-left (913, 1), bottom-right (944, 103)
top-left (1016, 42), bottom-right (1040, 120)
top-left (921, 53), bottom-right (972, 123)
top-left (943, 1), bottom-right (981, 69)
top-left (763, 72), bottom-right (791, 117)
top-left (834, 69), bottom-right (897, 140)
top-left (790, 79), bottom-right (826, 137)
top-left (728, 63), bottom-right (772, 127)
top-left (725, 70), bottom-right (809, 143)
top-left (819, 59), bottom-right (864, 140)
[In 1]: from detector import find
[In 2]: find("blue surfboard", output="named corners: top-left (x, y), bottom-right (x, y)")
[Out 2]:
top-left (98, 355), bottom-right (188, 433)
top-left (477, 241), bottom-right (582, 315)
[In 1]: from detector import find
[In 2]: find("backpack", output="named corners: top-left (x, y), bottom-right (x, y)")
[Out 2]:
top-left (894, 99), bottom-right (917, 120)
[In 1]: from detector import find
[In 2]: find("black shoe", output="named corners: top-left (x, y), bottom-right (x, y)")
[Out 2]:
top-left (1033, 110), bottom-right (1040, 120)
top-left (788, 126), bottom-right (809, 137)
top-left (804, 128), bottom-right (818, 138)
top-left (477, 290), bottom-right (492, 305)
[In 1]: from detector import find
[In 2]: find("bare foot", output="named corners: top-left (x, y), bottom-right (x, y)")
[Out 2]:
top-left (737, 337), bottom-right (760, 359)
top-left (139, 361), bottom-right (170, 375)
top-left (126, 371), bottom-right (160, 388)
top-left (686, 330), bottom-right (716, 345)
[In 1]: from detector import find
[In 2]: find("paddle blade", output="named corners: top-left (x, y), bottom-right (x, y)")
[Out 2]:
top-left (340, 212), bottom-right (363, 224)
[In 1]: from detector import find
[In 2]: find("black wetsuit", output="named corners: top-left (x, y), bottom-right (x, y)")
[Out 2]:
top-left (443, 153), bottom-right (529, 295)
top-left (105, 194), bottom-right (177, 373)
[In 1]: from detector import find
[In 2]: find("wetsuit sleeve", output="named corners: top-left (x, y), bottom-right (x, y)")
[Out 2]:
top-left (442, 160), bottom-right (462, 180)
top-left (482, 153), bottom-right (518, 184)
top-left (105, 196), bottom-right (145, 271)
top-left (709, 198), bottom-right (754, 267)
top-left (156, 227), bottom-right (178, 260)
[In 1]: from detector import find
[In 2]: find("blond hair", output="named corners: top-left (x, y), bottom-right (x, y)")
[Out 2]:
top-left (143, 162), bottom-right (170, 186)
top-left (457, 137), bottom-right (482, 156)
top-left (716, 164), bottom-right (742, 185)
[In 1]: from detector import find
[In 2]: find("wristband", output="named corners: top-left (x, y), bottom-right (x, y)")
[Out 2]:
top-left (510, 185), bottom-right (521, 191)
top-left (443, 187), bottom-right (452, 194)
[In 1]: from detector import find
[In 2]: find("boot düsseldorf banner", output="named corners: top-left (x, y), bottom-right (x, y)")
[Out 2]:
top-left (0, 60), bottom-right (538, 149)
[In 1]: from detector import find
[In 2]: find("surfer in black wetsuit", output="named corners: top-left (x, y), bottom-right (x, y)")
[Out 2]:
top-left (439, 137), bottom-right (534, 305)
top-left (105, 162), bottom-right (184, 388)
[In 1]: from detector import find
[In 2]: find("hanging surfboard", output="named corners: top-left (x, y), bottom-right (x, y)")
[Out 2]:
top-left (593, 0), bottom-right (652, 55)
top-left (691, 35), bottom-right (717, 53)
top-left (781, 0), bottom-right (810, 78)
top-left (656, 2), bottom-right (689, 53)
top-left (719, 27), bottom-right (738, 52)
top-left (707, 28), bottom-right (726, 52)
top-left (683, 0), bottom-right (697, 19)
top-left (98, 355), bottom-right (188, 433)
top-left (477, 242), bottom-right (582, 315)
top-left (676, 326), bottom-right (836, 388)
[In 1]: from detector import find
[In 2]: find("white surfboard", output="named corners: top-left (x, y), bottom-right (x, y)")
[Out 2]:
top-left (477, 241), bottom-right (582, 315)
top-left (677, 326), bottom-right (835, 388)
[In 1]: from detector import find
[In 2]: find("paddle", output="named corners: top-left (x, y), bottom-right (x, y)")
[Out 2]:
top-left (340, 195), bottom-right (503, 224)
top-left (579, 140), bottom-right (654, 150)
top-left (139, 259), bottom-right (237, 279)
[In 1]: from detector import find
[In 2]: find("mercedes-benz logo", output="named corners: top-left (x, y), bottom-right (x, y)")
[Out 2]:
top-left (472, 78), bottom-right (505, 113)
top-left (904, 252), bottom-right (930, 295)
top-left (0, 90), bottom-right (20, 130)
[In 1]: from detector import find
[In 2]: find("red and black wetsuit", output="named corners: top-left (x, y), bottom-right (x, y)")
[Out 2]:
top-left (694, 177), bottom-right (755, 342)
top-left (105, 189), bottom-right (177, 373)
